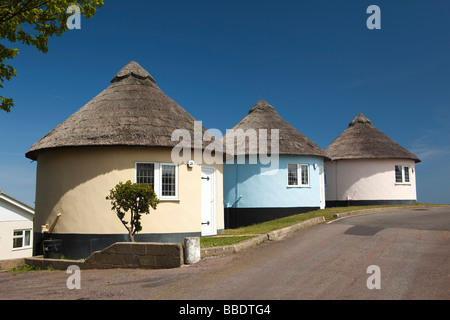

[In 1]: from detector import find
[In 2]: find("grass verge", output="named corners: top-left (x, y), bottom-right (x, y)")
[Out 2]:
top-left (200, 203), bottom-right (447, 248)
top-left (7, 263), bottom-right (55, 273)
top-left (200, 235), bottom-right (256, 248)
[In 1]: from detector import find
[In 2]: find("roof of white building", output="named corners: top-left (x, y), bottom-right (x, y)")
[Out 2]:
top-left (325, 113), bottom-right (421, 163)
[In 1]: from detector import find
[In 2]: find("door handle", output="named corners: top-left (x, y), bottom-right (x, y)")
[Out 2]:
top-left (201, 176), bottom-right (210, 181)
top-left (202, 221), bottom-right (210, 225)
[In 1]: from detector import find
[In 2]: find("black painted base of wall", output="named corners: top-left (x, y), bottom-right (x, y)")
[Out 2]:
top-left (33, 231), bottom-right (202, 260)
top-left (326, 199), bottom-right (417, 208)
top-left (225, 206), bottom-right (320, 229)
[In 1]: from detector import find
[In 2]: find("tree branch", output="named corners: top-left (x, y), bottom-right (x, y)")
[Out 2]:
top-left (0, 0), bottom-right (51, 24)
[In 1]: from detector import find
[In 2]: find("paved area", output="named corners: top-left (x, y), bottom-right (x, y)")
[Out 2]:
top-left (0, 207), bottom-right (449, 300)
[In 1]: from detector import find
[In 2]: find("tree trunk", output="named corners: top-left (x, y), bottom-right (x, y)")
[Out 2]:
top-left (129, 209), bottom-right (135, 242)
top-left (128, 231), bottom-right (135, 242)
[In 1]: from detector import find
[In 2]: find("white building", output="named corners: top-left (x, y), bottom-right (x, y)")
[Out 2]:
top-left (0, 191), bottom-right (34, 259)
top-left (325, 114), bottom-right (420, 206)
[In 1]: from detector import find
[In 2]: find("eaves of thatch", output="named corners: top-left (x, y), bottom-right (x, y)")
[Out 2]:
top-left (26, 61), bottom-right (212, 160)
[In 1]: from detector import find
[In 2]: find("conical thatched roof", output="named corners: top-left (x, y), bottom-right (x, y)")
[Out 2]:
top-left (325, 113), bottom-right (421, 163)
top-left (222, 100), bottom-right (328, 159)
top-left (26, 61), bottom-right (210, 160)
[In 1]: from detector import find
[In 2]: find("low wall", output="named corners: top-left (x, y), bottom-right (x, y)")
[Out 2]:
top-left (1, 242), bottom-right (184, 271)
top-left (84, 242), bottom-right (184, 269)
top-left (201, 234), bottom-right (269, 258)
top-left (0, 258), bottom-right (26, 271)
top-left (3, 217), bottom-right (328, 270)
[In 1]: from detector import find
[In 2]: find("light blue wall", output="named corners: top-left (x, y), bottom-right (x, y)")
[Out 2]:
top-left (224, 155), bottom-right (324, 208)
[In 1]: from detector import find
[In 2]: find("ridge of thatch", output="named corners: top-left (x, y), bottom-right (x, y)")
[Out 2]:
top-left (325, 113), bottom-right (421, 163)
top-left (222, 99), bottom-right (329, 159)
top-left (26, 61), bottom-right (211, 160)
top-left (111, 61), bottom-right (157, 84)
top-left (349, 113), bottom-right (372, 126)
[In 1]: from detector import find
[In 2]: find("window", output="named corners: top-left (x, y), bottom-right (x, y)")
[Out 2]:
top-left (288, 163), bottom-right (310, 187)
top-left (288, 164), bottom-right (298, 186)
top-left (300, 164), bottom-right (309, 185)
top-left (395, 165), bottom-right (410, 184)
top-left (161, 164), bottom-right (176, 197)
top-left (13, 229), bottom-right (31, 249)
top-left (136, 163), bottom-right (154, 188)
top-left (136, 162), bottom-right (178, 200)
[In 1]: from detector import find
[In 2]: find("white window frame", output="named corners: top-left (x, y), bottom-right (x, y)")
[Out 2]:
top-left (12, 229), bottom-right (32, 250)
top-left (136, 162), bottom-right (179, 201)
top-left (395, 165), bottom-right (410, 184)
top-left (287, 163), bottom-right (310, 187)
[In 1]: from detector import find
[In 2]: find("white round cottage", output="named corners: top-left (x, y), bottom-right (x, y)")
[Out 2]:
top-left (325, 114), bottom-right (421, 206)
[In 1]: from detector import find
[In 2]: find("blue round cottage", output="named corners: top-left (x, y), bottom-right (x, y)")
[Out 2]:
top-left (223, 100), bottom-right (329, 228)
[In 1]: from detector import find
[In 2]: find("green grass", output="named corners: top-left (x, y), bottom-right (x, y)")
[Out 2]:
top-left (200, 203), bottom-right (447, 248)
top-left (7, 263), bottom-right (55, 273)
top-left (200, 235), bottom-right (256, 248)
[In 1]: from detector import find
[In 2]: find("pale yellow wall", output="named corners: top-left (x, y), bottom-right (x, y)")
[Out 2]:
top-left (34, 146), bottom-right (223, 236)
top-left (325, 159), bottom-right (417, 201)
top-left (0, 220), bottom-right (33, 259)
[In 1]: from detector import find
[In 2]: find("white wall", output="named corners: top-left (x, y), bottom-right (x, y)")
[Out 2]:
top-left (0, 199), bottom-right (34, 259)
top-left (325, 159), bottom-right (417, 201)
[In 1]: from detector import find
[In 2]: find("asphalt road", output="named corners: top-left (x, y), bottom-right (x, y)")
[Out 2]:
top-left (0, 207), bottom-right (449, 300)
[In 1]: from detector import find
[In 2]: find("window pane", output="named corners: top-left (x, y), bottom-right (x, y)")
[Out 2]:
top-left (161, 165), bottom-right (176, 196)
top-left (136, 163), bottom-right (155, 189)
top-left (395, 166), bottom-right (403, 183)
top-left (288, 164), bottom-right (298, 186)
top-left (13, 237), bottom-right (23, 248)
top-left (13, 231), bottom-right (22, 237)
top-left (404, 167), bottom-right (410, 183)
top-left (24, 230), bottom-right (31, 246)
top-left (301, 164), bottom-right (309, 185)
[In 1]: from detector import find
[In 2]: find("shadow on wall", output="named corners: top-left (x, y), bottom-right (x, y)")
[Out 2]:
top-left (325, 159), bottom-right (416, 202)
top-left (33, 146), bottom-right (165, 258)
top-left (36, 146), bottom-right (139, 213)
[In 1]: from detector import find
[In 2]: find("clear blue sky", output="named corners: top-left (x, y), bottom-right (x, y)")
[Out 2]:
top-left (1, 0), bottom-right (449, 207)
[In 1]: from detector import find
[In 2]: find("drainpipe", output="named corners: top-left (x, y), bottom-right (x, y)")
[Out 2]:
top-left (41, 213), bottom-right (61, 233)
top-left (232, 195), bottom-right (243, 207)
top-left (335, 160), bottom-right (338, 202)
top-left (235, 163), bottom-right (240, 208)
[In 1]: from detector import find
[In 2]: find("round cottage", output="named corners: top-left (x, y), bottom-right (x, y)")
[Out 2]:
top-left (222, 100), bottom-right (329, 228)
top-left (26, 61), bottom-right (224, 259)
top-left (324, 113), bottom-right (421, 206)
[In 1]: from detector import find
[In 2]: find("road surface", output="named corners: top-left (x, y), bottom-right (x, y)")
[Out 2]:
top-left (0, 207), bottom-right (449, 300)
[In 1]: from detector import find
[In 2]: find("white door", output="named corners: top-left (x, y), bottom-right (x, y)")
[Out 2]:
top-left (319, 166), bottom-right (325, 209)
top-left (201, 166), bottom-right (217, 236)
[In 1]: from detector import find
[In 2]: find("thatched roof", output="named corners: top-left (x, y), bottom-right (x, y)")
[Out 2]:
top-left (325, 113), bottom-right (421, 163)
top-left (26, 61), bottom-right (211, 160)
top-left (222, 100), bottom-right (328, 159)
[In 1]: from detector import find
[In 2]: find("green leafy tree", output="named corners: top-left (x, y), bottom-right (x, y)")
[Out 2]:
top-left (106, 180), bottom-right (160, 242)
top-left (0, 0), bottom-right (103, 112)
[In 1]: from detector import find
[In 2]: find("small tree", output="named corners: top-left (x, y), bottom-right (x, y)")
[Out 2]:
top-left (106, 180), bottom-right (159, 242)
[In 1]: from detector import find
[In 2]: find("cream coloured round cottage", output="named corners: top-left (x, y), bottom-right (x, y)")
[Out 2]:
top-left (26, 61), bottom-right (224, 259)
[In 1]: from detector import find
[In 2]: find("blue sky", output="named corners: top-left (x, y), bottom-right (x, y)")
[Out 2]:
top-left (1, 0), bottom-right (449, 207)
